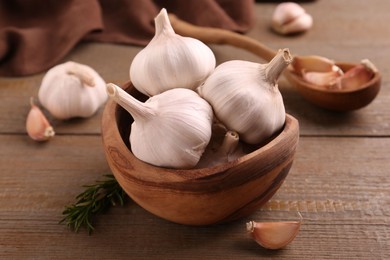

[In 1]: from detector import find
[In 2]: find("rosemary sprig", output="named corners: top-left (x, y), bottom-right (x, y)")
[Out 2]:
top-left (59, 174), bottom-right (128, 234)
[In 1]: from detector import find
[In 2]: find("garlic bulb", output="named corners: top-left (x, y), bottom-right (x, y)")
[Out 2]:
top-left (198, 49), bottom-right (292, 144)
top-left (129, 8), bottom-right (216, 96)
top-left (272, 2), bottom-right (313, 35)
top-left (106, 83), bottom-right (213, 169)
top-left (26, 97), bottom-right (55, 141)
top-left (38, 61), bottom-right (107, 120)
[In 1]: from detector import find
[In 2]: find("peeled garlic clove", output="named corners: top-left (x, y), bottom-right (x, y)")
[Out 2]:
top-left (291, 55), bottom-right (342, 75)
top-left (38, 61), bottom-right (107, 120)
top-left (302, 69), bottom-right (343, 87)
top-left (106, 83), bottom-right (213, 169)
top-left (246, 218), bottom-right (302, 250)
top-left (331, 59), bottom-right (377, 89)
top-left (198, 49), bottom-right (292, 145)
top-left (26, 97), bottom-right (55, 141)
top-left (130, 8), bottom-right (216, 96)
top-left (272, 2), bottom-right (313, 35)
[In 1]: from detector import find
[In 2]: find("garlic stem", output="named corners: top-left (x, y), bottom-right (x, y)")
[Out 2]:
top-left (265, 49), bottom-right (292, 84)
top-left (219, 131), bottom-right (239, 156)
top-left (29, 96), bottom-right (35, 108)
top-left (66, 62), bottom-right (95, 87)
top-left (154, 8), bottom-right (175, 36)
top-left (106, 83), bottom-right (155, 121)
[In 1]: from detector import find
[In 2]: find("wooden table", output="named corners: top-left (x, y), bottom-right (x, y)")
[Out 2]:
top-left (1, 1), bottom-right (389, 259)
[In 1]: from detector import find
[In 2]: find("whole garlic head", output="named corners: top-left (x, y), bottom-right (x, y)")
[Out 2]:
top-left (198, 49), bottom-right (292, 144)
top-left (107, 83), bottom-right (213, 169)
top-left (38, 61), bottom-right (107, 120)
top-left (272, 2), bottom-right (313, 35)
top-left (130, 8), bottom-right (216, 96)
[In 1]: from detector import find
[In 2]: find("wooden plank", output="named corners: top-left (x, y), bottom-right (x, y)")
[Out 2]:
top-left (0, 135), bottom-right (388, 259)
top-left (1, 1), bottom-right (390, 258)
top-left (2, 2), bottom-right (390, 138)
top-left (1, 63), bottom-right (389, 137)
top-left (0, 44), bottom-right (141, 136)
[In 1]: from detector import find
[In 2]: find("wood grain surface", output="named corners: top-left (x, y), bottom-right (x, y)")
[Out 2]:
top-left (1, 0), bottom-right (389, 259)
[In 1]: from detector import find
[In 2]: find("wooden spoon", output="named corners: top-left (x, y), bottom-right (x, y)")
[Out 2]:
top-left (168, 14), bottom-right (381, 111)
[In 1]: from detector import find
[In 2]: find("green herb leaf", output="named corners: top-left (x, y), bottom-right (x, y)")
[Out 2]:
top-left (59, 174), bottom-right (128, 235)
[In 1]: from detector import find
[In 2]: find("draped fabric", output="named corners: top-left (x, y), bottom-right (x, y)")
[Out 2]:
top-left (0, 0), bottom-right (256, 76)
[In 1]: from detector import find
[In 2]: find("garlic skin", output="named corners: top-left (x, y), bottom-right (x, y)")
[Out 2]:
top-left (106, 83), bottom-right (213, 169)
top-left (26, 98), bottom-right (55, 141)
top-left (38, 61), bottom-right (107, 120)
top-left (302, 69), bottom-right (343, 87)
top-left (246, 219), bottom-right (301, 250)
top-left (198, 49), bottom-right (292, 144)
top-left (331, 59), bottom-right (377, 89)
top-left (294, 57), bottom-right (377, 90)
top-left (130, 8), bottom-right (216, 96)
top-left (272, 2), bottom-right (313, 35)
top-left (292, 55), bottom-right (342, 75)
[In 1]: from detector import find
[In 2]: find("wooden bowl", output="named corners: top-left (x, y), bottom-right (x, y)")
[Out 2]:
top-left (284, 62), bottom-right (381, 111)
top-left (101, 82), bottom-right (300, 225)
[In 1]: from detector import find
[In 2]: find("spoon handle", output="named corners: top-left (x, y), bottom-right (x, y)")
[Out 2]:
top-left (168, 14), bottom-right (277, 62)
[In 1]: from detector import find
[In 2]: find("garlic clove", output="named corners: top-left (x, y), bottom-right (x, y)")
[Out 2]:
top-left (272, 2), bottom-right (313, 35)
top-left (246, 215), bottom-right (302, 250)
top-left (272, 2), bottom-right (306, 25)
top-left (129, 8), bottom-right (216, 96)
top-left (302, 69), bottom-right (343, 87)
top-left (291, 55), bottom-right (342, 75)
top-left (274, 13), bottom-right (313, 35)
top-left (26, 97), bottom-right (55, 141)
top-left (331, 59), bottom-right (377, 89)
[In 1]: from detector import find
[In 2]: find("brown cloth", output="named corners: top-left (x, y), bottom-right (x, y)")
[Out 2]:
top-left (0, 0), bottom-right (255, 77)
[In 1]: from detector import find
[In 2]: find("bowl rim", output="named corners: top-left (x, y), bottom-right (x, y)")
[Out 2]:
top-left (101, 82), bottom-right (300, 183)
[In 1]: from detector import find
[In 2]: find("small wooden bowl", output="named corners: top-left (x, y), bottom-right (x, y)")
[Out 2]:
top-left (284, 62), bottom-right (381, 111)
top-left (101, 82), bottom-right (300, 225)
